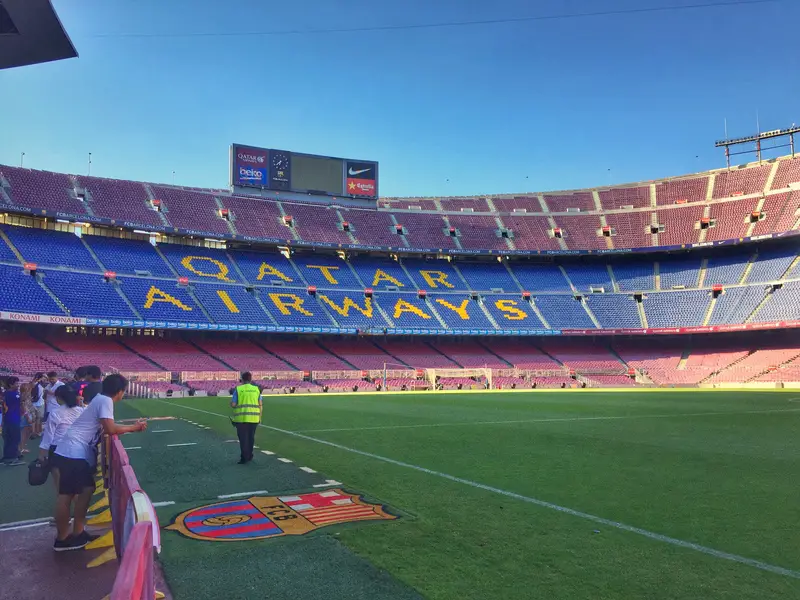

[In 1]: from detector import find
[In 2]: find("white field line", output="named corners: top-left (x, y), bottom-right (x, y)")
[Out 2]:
top-left (260, 450), bottom-right (275, 455)
top-left (277, 458), bottom-right (293, 463)
top-left (155, 399), bottom-right (800, 580)
top-left (123, 446), bottom-right (142, 450)
top-left (0, 517), bottom-right (53, 531)
top-left (218, 491), bottom-right (267, 499)
top-left (313, 480), bottom-right (342, 488)
top-left (788, 398), bottom-right (800, 403)
top-left (166, 442), bottom-right (197, 447)
top-left (0, 521), bottom-right (53, 532)
top-left (152, 501), bottom-right (176, 508)
top-left (296, 407), bottom-right (800, 433)
top-left (299, 466), bottom-right (317, 473)
top-left (151, 430), bottom-right (173, 433)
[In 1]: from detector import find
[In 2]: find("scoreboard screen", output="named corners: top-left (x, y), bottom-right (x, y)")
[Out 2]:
top-left (230, 144), bottom-right (378, 199)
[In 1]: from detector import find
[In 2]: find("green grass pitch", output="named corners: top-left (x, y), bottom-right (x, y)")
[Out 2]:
top-left (123, 390), bottom-right (800, 600)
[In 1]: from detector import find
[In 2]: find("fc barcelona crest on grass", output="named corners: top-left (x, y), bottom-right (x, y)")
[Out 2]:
top-left (167, 489), bottom-right (397, 541)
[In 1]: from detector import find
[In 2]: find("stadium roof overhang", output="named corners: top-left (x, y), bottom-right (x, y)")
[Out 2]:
top-left (0, 0), bottom-right (77, 70)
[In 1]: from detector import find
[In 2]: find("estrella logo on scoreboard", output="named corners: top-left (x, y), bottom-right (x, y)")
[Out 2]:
top-left (346, 178), bottom-right (376, 196)
top-left (167, 489), bottom-right (397, 542)
top-left (238, 166), bottom-right (267, 185)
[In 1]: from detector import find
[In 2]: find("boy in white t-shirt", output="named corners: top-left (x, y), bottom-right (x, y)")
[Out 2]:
top-left (53, 374), bottom-right (147, 552)
top-left (44, 372), bottom-right (64, 421)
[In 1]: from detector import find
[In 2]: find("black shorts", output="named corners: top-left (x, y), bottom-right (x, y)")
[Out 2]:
top-left (56, 457), bottom-right (95, 495)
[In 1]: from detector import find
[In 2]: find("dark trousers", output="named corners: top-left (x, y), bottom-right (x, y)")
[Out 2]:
top-left (2, 418), bottom-right (21, 461)
top-left (234, 422), bottom-right (257, 462)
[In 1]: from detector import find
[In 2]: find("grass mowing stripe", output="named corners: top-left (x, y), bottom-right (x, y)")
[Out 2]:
top-left (155, 398), bottom-right (800, 581)
top-left (296, 407), bottom-right (800, 433)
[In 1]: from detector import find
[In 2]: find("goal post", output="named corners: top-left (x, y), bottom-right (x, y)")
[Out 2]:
top-left (427, 368), bottom-right (492, 390)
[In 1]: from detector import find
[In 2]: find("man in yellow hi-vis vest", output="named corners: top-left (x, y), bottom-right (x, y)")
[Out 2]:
top-left (230, 372), bottom-right (262, 464)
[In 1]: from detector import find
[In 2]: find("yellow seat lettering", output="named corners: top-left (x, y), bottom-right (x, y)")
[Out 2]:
top-left (268, 293), bottom-right (313, 316)
top-left (306, 265), bottom-right (340, 284)
top-left (319, 295), bottom-right (373, 318)
top-left (143, 286), bottom-right (193, 311)
top-left (419, 270), bottom-right (454, 289)
top-left (372, 269), bottom-right (403, 287)
top-left (393, 299), bottom-right (431, 320)
top-left (216, 290), bottom-right (240, 314)
top-left (180, 256), bottom-right (234, 282)
top-left (435, 298), bottom-right (470, 320)
top-left (495, 299), bottom-right (527, 320)
top-left (256, 263), bottom-right (293, 282)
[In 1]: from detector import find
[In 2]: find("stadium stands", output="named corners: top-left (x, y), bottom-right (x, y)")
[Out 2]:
top-left (584, 294), bottom-right (642, 329)
top-left (3, 157), bottom-right (800, 393)
top-left (543, 192), bottom-right (595, 213)
top-left (1, 166), bottom-right (86, 214)
top-left (42, 271), bottom-right (135, 319)
top-left (78, 176), bottom-right (163, 227)
top-left (3, 226), bottom-right (99, 270)
top-left (218, 195), bottom-right (288, 240)
top-left (283, 202), bottom-right (352, 245)
top-left (534, 295), bottom-right (595, 329)
top-left (151, 185), bottom-right (230, 236)
top-left (0, 264), bottom-right (64, 315)
top-left (712, 164), bottom-right (770, 198)
top-left (4, 158), bottom-right (800, 257)
top-left (85, 235), bottom-right (175, 277)
top-left (643, 290), bottom-right (709, 328)
top-left (655, 177), bottom-right (708, 205)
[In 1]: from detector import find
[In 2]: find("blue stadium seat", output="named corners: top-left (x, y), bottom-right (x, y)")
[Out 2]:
top-left (85, 235), bottom-right (174, 277)
top-left (512, 264), bottom-right (571, 292)
top-left (457, 262), bottom-right (520, 292)
top-left (0, 234), bottom-right (19, 263)
top-left (0, 265), bottom-right (64, 314)
top-left (290, 254), bottom-right (361, 289)
top-left (584, 294), bottom-right (642, 328)
top-left (534, 295), bottom-right (595, 329)
top-left (563, 264), bottom-right (613, 292)
top-left (191, 283), bottom-right (272, 325)
top-left (747, 249), bottom-right (797, 282)
top-left (231, 250), bottom-right (301, 286)
top-left (704, 252), bottom-right (751, 286)
top-left (482, 295), bottom-right (547, 329)
top-left (643, 290), bottom-right (709, 327)
top-left (659, 257), bottom-right (701, 289)
top-left (316, 290), bottom-right (388, 329)
top-left (120, 278), bottom-right (208, 322)
top-left (158, 244), bottom-right (241, 284)
top-left (42, 271), bottom-right (135, 319)
top-left (612, 262), bottom-right (654, 291)
top-left (429, 294), bottom-right (494, 329)
top-left (348, 258), bottom-right (414, 290)
top-left (403, 259), bottom-right (468, 291)
top-left (3, 226), bottom-right (99, 271)
top-left (709, 286), bottom-right (768, 325)
top-left (751, 281), bottom-right (800, 322)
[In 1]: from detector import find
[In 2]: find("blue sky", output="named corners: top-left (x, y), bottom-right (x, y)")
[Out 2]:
top-left (1, 0), bottom-right (798, 197)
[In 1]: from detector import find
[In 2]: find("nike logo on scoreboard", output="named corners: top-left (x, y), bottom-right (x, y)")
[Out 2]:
top-left (348, 167), bottom-right (372, 176)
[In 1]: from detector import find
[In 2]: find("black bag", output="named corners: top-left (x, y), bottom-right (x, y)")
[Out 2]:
top-left (28, 458), bottom-right (49, 486)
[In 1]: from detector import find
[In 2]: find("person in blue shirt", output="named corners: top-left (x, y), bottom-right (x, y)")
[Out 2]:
top-left (2, 377), bottom-right (24, 466)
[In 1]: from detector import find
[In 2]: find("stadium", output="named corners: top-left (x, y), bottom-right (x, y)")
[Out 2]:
top-left (1, 2), bottom-right (799, 600)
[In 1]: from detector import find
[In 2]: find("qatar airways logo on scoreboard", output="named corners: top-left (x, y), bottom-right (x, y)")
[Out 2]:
top-left (233, 144), bottom-right (269, 187)
top-left (235, 146), bottom-right (267, 166)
